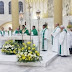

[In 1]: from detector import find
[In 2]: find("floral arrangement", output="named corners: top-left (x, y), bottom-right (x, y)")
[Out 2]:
top-left (17, 42), bottom-right (42, 62)
top-left (1, 40), bottom-right (20, 55)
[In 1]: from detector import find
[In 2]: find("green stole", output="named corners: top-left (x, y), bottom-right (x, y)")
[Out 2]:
top-left (52, 26), bottom-right (59, 45)
top-left (22, 28), bottom-right (29, 35)
top-left (1, 31), bottom-right (5, 36)
top-left (60, 45), bottom-right (61, 54)
top-left (8, 31), bottom-right (12, 36)
top-left (15, 30), bottom-right (22, 34)
top-left (59, 29), bottom-right (67, 54)
top-left (42, 28), bottom-right (47, 50)
top-left (31, 29), bottom-right (38, 36)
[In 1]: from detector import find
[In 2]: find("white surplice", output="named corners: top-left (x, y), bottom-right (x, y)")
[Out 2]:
top-left (59, 29), bottom-right (70, 56)
top-left (51, 26), bottom-right (61, 53)
top-left (67, 31), bottom-right (72, 49)
top-left (0, 31), bottom-right (5, 48)
top-left (41, 28), bottom-right (49, 50)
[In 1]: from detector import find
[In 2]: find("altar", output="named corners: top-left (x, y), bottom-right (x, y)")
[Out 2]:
top-left (0, 49), bottom-right (58, 67)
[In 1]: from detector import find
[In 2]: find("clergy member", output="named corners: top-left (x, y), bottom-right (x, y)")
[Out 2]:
top-left (31, 26), bottom-right (38, 49)
top-left (8, 27), bottom-right (13, 36)
top-left (15, 26), bottom-right (22, 34)
top-left (22, 25), bottom-right (30, 35)
top-left (13, 26), bottom-right (22, 44)
top-left (67, 28), bottom-right (72, 54)
top-left (51, 23), bottom-right (61, 53)
top-left (0, 27), bottom-right (5, 48)
top-left (0, 27), bottom-right (5, 36)
top-left (41, 24), bottom-right (49, 51)
top-left (31, 26), bottom-right (38, 36)
top-left (59, 25), bottom-right (70, 56)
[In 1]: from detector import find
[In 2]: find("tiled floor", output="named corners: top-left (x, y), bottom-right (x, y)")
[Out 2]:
top-left (0, 55), bottom-right (72, 72)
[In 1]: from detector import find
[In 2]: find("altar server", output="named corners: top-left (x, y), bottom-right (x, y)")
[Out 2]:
top-left (22, 25), bottom-right (30, 35)
top-left (31, 26), bottom-right (38, 48)
top-left (41, 24), bottom-right (49, 51)
top-left (59, 25), bottom-right (70, 56)
top-left (51, 23), bottom-right (61, 53)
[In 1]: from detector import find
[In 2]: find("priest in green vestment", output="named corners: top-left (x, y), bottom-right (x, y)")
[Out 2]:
top-left (0, 27), bottom-right (5, 48)
top-left (8, 27), bottom-right (13, 36)
top-left (31, 26), bottom-right (38, 49)
top-left (31, 26), bottom-right (38, 36)
top-left (0, 27), bottom-right (5, 36)
top-left (15, 26), bottom-right (22, 34)
top-left (22, 25), bottom-right (30, 35)
top-left (14, 26), bottom-right (22, 44)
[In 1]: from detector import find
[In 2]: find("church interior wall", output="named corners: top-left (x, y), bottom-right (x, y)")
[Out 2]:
top-left (0, 0), bottom-right (71, 32)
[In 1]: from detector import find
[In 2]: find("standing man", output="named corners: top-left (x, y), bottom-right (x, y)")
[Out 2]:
top-left (41, 24), bottom-right (49, 51)
top-left (13, 26), bottom-right (22, 44)
top-left (0, 27), bottom-right (5, 48)
top-left (31, 26), bottom-right (38, 49)
top-left (31, 26), bottom-right (38, 36)
top-left (8, 27), bottom-right (13, 36)
top-left (22, 25), bottom-right (30, 35)
top-left (14, 26), bottom-right (22, 34)
top-left (0, 27), bottom-right (5, 36)
top-left (59, 25), bottom-right (70, 56)
top-left (51, 23), bottom-right (61, 53)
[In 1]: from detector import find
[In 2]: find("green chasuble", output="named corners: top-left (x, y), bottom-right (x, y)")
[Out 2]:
top-left (22, 28), bottom-right (30, 35)
top-left (31, 29), bottom-right (38, 36)
top-left (15, 30), bottom-right (22, 44)
top-left (8, 31), bottom-right (13, 36)
top-left (15, 30), bottom-right (22, 34)
top-left (1, 31), bottom-right (5, 36)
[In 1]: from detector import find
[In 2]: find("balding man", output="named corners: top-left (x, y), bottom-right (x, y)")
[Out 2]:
top-left (51, 23), bottom-right (61, 53)
top-left (59, 25), bottom-right (70, 56)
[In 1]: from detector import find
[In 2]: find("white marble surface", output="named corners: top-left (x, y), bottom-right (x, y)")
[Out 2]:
top-left (0, 49), bottom-right (57, 67)
top-left (0, 56), bottom-right (72, 72)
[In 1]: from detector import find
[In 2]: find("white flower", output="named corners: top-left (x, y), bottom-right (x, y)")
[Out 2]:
top-left (28, 53), bottom-right (32, 56)
top-left (20, 52), bottom-right (23, 55)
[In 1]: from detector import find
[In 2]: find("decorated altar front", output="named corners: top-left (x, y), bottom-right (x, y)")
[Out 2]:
top-left (0, 35), bottom-right (58, 67)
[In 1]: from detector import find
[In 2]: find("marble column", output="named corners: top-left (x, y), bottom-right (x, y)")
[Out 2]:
top-left (11, 0), bottom-right (19, 30)
top-left (70, 0), bottom-right (72, 15)
top-left (54, 0), bottom-right (62, 26)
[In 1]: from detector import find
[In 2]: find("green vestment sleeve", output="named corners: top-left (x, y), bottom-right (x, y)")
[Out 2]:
top-left (32, 29), bottom-right (38, 36)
